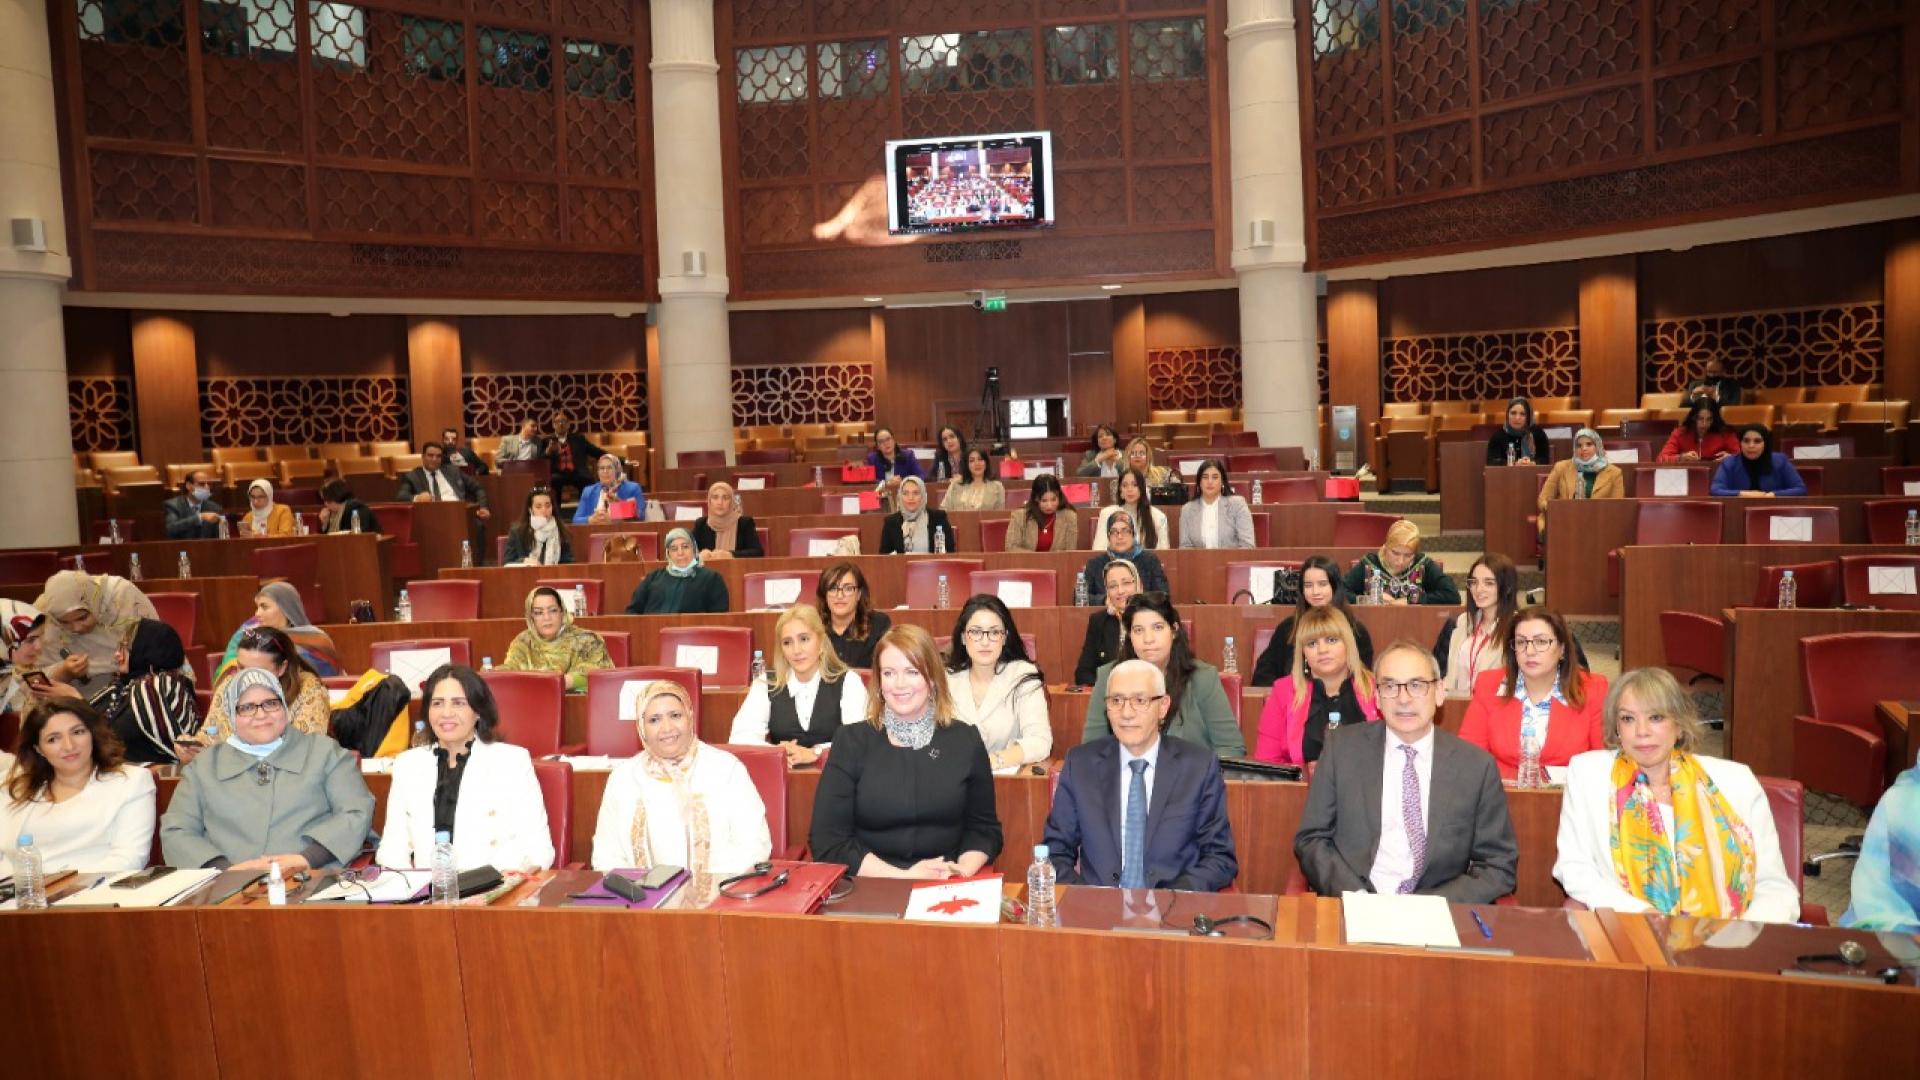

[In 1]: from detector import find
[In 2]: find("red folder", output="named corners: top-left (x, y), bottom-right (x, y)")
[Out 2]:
top-left (705, 861), bottom-right (846, 914)
top-left (840, 463), bottom-right (877, 482)
top-left (607, 498), bottom-right (638, 521)
top-left (1061, 482), bottom-right (1093, 505)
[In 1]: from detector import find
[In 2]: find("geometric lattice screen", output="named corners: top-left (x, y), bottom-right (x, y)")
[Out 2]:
top-left (1641, 303), bottom-right (1885, 393)
top-left (731, 363), bottom-right (876, 426)
top-left (1381, 328), bottom-right (1582, 403)
top-left (462, 371), bottom-right (647, 436)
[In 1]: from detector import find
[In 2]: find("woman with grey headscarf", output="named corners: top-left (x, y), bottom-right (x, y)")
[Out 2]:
top-left (160, 667), bottom-right (373, 872)
top-left (879, 476), bottom-right (956, 555)
top-left (623, 528), bottom-right (731, 614)
top-left (1537, 427), bottom-right (1624, 541)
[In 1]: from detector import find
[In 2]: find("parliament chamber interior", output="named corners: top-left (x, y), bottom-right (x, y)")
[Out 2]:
top-left (3, 0), bottom-right (1919, 1076)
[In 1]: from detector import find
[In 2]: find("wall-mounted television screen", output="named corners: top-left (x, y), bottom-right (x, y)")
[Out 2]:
top-left (885, 131), bottom-right (1054, 236)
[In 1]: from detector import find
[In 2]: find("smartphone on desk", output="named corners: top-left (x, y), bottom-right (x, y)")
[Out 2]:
top-left (111, 866), bottom-right (176, 890)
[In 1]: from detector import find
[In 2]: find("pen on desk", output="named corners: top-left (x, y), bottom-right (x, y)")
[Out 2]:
top-left (1470, 911), bottom-right (1494, 941)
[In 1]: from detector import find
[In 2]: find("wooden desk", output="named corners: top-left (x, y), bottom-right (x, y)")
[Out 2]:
top-left (1724, 607), bottom-right (1920, 778)
top-left (411, 499), bottom-right (487, 578)
top-left (1877, 701), bottom-right (1917, 780)
top-left (1439, 439), bottom-right (1489, 531)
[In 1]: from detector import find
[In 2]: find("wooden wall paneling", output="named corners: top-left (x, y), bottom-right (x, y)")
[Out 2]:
top-left (63, 308), bottom-right (132, 377)
top-left (193, 312), bottom-right (406, 377)
top-left (130, 312), bottom-right (203, 467)
top-left (1067, 298), bottom-right (1116, 434)
top-left (1638, 223), bottom-right (1888, 320)
top-left (1324, 280), bottom-right (1380, 468)
top-left (1383, 263), bottom-right (1582, 339)
top-left (728, 309), bottom-right (873, 365)
top-left (1887, 219), bottom-right (1920, 404)
top-left (461, 316), bottom-right (645, 374)
top-left (868, 308), bottom-right (888, 432)
top-left (1578, 255), bottom-right (1639, 409)
top-left (1111, 296), bottom-right (1150, 431)
top-left (407, 316), bottom-right (465, 449)
top-left (1143, 289), bottom-right (1241, 349)
top-left (881, 303), bottom-right (1073, 439)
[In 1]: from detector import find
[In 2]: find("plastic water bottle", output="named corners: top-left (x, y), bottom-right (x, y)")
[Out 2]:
top-left (108, 518), bottom-right (121, 544)
top-left (265, 859), bottom-right (287, 906)
top-left (396, 588), bottom-right (413, 623)
top-left (813, 465), bottom-right (825, 487)
top-left (431, 831), bottom-right (457, 905)
top-left (1907, 509), bottom-right (1919, 546)
top-left (933, 527), bottom-right (947, 554)
top-left (1506, 443), bottom-right (1517, 466)
top-left (1251, 478), bottom-right (1264, 505)
top-left (411, 719), bottom-right (430, 748)
top-left (936, 574), bottom-right (950, 609)
top-left (1777, 570), bottom-right (1797, 610)
top-left (1024, 844), bottom-right (1056, 928)
top-left (73, 552), bottom-right (85, 573)
top-left (1055, 455), bottom-right (1066, 477)
top-left (217, 516), bottom-right (231, 539)
top-left (460, 540), bottom-right (473, 569)
top-left (12, 835), bottom-right (46, 910)
top-left (750, 649), bottom-right (767, 685)
top-left (350, 512), bottom-right (362, 535)
top-left (1073, 571), bottom-right (1089, 608)
top-left (572, 584), bottom-right (587, 617)
top-left (177, 551), bottom-right (192, 579)
top-left (1366, 566), bottom-right (1383, 605)
top-left (1326, 709), bottom-right (1343, 735)
top-left (481, 656), bottom-right (493, 671)
top-left (1222, 636), bottom-right (1238, 674)
top-left (128, 553), bottom-right (143, 582)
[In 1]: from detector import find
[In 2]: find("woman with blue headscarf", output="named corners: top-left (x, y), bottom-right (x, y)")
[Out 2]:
top-left (624, 527), bottom-right (732, 614)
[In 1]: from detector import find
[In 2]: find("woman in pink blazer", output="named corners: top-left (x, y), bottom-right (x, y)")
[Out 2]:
top-left (1457, 608), bottom-right (1607, 779)
top-left (1254, 607), bottom-right (1377, 765)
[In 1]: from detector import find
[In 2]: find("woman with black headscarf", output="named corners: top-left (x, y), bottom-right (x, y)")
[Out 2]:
top-left (88, 618), bottom-right (200, 764)
top-left (1710, 424), bottom-right (1808, 497)
top-left (1485, 397), bottom-right (1551, 466)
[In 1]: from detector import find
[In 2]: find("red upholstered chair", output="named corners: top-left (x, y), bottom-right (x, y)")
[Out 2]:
top-left (1741, 506), bottom-right (1839, 544)
top-left (531, 759), bottom-right (574, 867)
top-left (904, 559), bottom-right (987, 608)
top-left (250, 542), bottom-right (325, 622)
top-left (658, 626), bottom-right (754, 687)
top-left (1632, 465), bottom-right (1713, 497)
top-left (1330, 512), bottom-right (1399, 548)
top-left (743, 570), bottom-right (822, 611)
top-left (677, 450), bottom-right (725, 468)
top-left (1864, 499), bottom-right (1920, 545)
top-left (1757, 775), bottom-right (1828, 925)
top-left (722, 744), bottom-right (802, 859)
top-left (1219, 672), bottom-right (1242, 729)
top-left (1881, 465), bottom-right (1920, 496)
top-left (1254, 625), bottom-right (1278, 662)
top-left (968, 569), bottom-right (1057, 608)
top-left (145, 591), bottom-right (202, 650)
top-left (407, 579), bottom-right (482, 621)
top-left (1795, 631), bottom-right (1913, 814)
top-left (369, 639), bottom-right (473, 690)
top-left (1838, 554), bottom-right (1920, 610)
top-left (1225, 562), bottom-right (1301, 605)
top-left (1752, 561), bottom-right (1839, 609)
top-left (0, 550), bottom-right (61, 583)
top-left (1659, 611), bottom-right (1725, 685)
top-left (1260, 477), bottom-right (1321, 504)
top-left (1607, 501), bottom-right (1724, 598)
top-left (789, 527), bottom-right (859, 556)
top-left (534, 578), bottom-right (604, 616)
top-left (366, 503), bottom-right (420, 579)
top-left (1250, 513), bottom-right (1271, 547)
top-left (755, 526), bottom-right (771, 553)
top-left (574, 666), bottom-right (704, 756)
top-left (1795, 466), bottom-right (1825, 496)
top-left (980, 518), bottom-right (1011, 551)
top-left (599, 631), bottom-right (630, 667)
top-left (588, 530), bottom-right (658, 561)
top-left (480, 670), bottom-right (564, 757)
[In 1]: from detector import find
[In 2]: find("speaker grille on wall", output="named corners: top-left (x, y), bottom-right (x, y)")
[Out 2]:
top-left (922, 240), bottom-right (1024, 263)
top-left (11, 218), bottom-right (48, 253)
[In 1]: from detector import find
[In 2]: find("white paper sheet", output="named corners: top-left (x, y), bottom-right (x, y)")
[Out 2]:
top-left (1545, 426), bottom-right (1574, 440)
top-left (762, 577), bottom-right (803, 606)
top-left (996, 580), bottom-right (1034, 607)
top-left (1179, 458), bottom-right (1202, 477)
top-left (1247, 566), bottom-right (1281, 603)
top-left (1653, 468), bottom-right (1690, 497)
top-left (912, 446), bottom-right (935, 460)
top-left (386, 647), bottom-right (452, 698)
top-left (1768, 516), bottom-right (1813, 542)
top-left (1869, 566), bottom-right (1918, 595)
top-left (1792, 443), bottom-right (1841, 459)
top-left (903, 875), bottom-right (1004, 924)
top-left (1024, 463), bottom-right (1048, 480)
top-left (617, 680), bottom-right (651, 720)
top-left (736, 476), bottom-right (766, 491)
top-left (327, 688), bottom-right (351, 706)
top-left (673, 505), bottom-right (703, 520)
top-left (1905, 481), bottom-right (1920, 496)
top-left (837, 496), bottom-right (862, 516)
top-left (1545, 765), bottom-right (1569, 786)
top-left (674, 644), bottom-right (721, 675)
top-left (1610, 447), bottom-right (1640, 463)
top-left (557, 755), bottom-right (617, 771)
top-left (1341, 891), bottom-right (1461, 948)
top-left (359, 758), bottom-right (395, 775)
top-left (808, 537), bottom-right (843, 556)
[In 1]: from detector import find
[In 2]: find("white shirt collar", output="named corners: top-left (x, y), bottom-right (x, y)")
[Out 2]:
top-left (1386, 726), bottom-right (1435, 759)
top-left (1119, 733), bottom-right (1162, 770)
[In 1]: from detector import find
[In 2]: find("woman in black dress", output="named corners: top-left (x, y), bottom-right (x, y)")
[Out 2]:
top-left (815, 561), bottom-right (891, 668)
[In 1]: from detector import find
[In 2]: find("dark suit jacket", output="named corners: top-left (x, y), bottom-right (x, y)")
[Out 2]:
top-left (878, 510), bottom-right (956, 555)
top-left (548, 433), bottom-right (606, 478)
top-left (163, 495), bottom-right (224, 539)
top-left (1043, 734), bottom-right (1238, 892)
top-left (1292, 721), bottom-right (1517, 902)
top-left (396, 465), bottom-right (486, 506)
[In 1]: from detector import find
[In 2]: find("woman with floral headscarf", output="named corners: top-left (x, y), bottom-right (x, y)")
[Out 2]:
top-left (501, 586), bottom-right (613, 692)
top-left (35, 571), bottom-right (162, 698)
top-left (623, 528), bottom-right (730, 614)
top-left (1, 600), bottom-right (81, 713)
top-left (590, 679), bottom-right (771, 876)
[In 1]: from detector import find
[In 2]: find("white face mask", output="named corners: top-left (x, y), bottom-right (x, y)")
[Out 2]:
top-left (529, 514), bottom-right (551, 529)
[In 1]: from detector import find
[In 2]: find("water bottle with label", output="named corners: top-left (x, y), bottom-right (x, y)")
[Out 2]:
top-left (1055, 455), bottom-right (1066, 478)
top-left (1024, 844), bottom-right (1057, 928)
top-left (107, 518), bottom-right (121, 544)
top-left (1326, 709), bottom-right (1343, 735)
top-left (296, 516), bottom-right (309, 536)
top-left (73, 552), bottom-right (85, 573)
top-left (1251, 478), bottom-right (1264, 505)
top-left (1907, 509), bottom-right (1919, 546)
top-left (265, 860), bottom-right (287, 906)
top-left (217, 516), bottom-right (231, 540)
top-left (1366, 565), bottom-right (1383, 605)
top-left (1516, 729), bottom-right (1546, 788)
top-left (460, 540), bottom-right (473, 569)
top-left (431, 831), bottom-right (458, 905)
top-left (933, 526), bottom-right (947, 554)
top-left (1221, 636), bottom-right (1238, 674)
top-left (177, 551), bottom-right (192, 579)
top-left (350, 511), bottom-right (362, 535)
top-left (936, 574), bottom-right (950, 609)
top-left (128, 553), bottom-right (143, 582)
top-left (481, 656), bottom-right (493, 671)
top-left (1505, 442), bottom-right (1517, 466)
top-left (572, 584), bottom-right (587, 617)
top-left (813, 465), bottom-right (825, 487)
top-left (396, 588), bottom-right (413, 623)
top-left (750, 649), bottom-right (767, 686)
top-left (1777, 569), bottom-right (1797, 610)
top-left (1073, 571), bottom-right (1088, 608)
top-left (13, 834), bottom-right (45, 910)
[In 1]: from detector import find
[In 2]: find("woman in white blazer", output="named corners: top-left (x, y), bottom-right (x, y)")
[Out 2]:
top-left (1554, 667), bottom-right (1798, 922)
top-left (1176, 458), bottom-right (1256, 549)
top-left (0, 701), bottom-right (156, 876)
top-left (728, 605), bottom-right (869, 766)
top-left (942, 596), bottom-right (1052, 769)
top-left (594, 680), bottom-right (771, 876)
top-left (376, 665), bottom-right (553, 872)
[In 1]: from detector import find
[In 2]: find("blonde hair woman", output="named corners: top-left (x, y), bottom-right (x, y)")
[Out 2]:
top-left (728, 605), bottom-right (869, 765)
top-left (1339, 519), bottom-right (1460, 606)
top-left (1253, 606), bottom-right (1378, 765)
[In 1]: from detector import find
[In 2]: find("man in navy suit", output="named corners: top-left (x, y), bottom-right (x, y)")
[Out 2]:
top-left (1042, 659), bottom-right (1238, 891)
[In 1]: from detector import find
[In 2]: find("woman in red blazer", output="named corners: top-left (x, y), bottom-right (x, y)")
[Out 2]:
top-left (1657, 399), bottom-right (1741, 463)
top-left (1457, 608), bottom-right (1607, 779)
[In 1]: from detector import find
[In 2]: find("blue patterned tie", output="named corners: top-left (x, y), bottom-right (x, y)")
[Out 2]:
top-left (1122, 758), bottom-right (1149, 889)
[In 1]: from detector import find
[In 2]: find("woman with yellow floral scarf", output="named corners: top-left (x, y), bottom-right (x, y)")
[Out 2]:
top-left (588, 680), bottom-right (772, 881)
top-left (498, 587), bottom-right (612, 693)
top-left (1553, 667), bottom-right (1799, 922)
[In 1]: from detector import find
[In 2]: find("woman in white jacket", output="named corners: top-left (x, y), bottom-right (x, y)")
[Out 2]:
top-left (1554, 667), bottom-right (1798, 922)
top-left (376, 665), bottom-right (554, 872)
top-left (942, 595), bottom-right (1051, 770)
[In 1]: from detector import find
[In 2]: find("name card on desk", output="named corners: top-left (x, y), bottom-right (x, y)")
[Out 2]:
top-left (672, 505), bottom-right (703, 521)
top-left (736, 477), bottom-right (766, 491)
top-left (762, 577), bottom-right (803, 606)
top-left (1178, 458), bottom-right (1202, 477)
top-left (674, 644), bottom-right (720, 675)
top-left (835, 495), bottom-right (862, 516)
top-left (904, 875), bottom-right (1003, 924)
top-left (996, 580), bottom-right (1034, 608)
top-left (1792, 443), bottom-right (1841, 459)
top-left (1768, 516), bottom-right (1813, 542)
top-left (1024, 463), bottom-right (1049, 480)
top-left (1610, 447), bottom-right (1640, 463)
top-left (1906, 481), bottom-right (1920, 496)
top-left (386, 647), bottom-right (452, 698)
top-left (1248, 566), bottom-right (1282, 603)
top-left (1869, 566), bottom-right (1918, 595)
top-left (1544, 426), bottom-right (1574, 440)
top-left (807, 537), bottom-right (843, 556)
top-left (1652, 468), bottom-right (1690, 497)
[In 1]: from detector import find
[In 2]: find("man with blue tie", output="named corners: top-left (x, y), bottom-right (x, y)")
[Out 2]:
top-left (1042, 659), bottom-right (1238, 891)
top-left (1293, 640), bottom-right (1517, 901)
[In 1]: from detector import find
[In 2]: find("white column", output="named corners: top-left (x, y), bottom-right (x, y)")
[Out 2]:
top-left (0, 0), bottom-right (80, 545)
top-left (650, 0), bottom-right (734, 466)
top-left (1227, 0), bottom-right (1321, 461)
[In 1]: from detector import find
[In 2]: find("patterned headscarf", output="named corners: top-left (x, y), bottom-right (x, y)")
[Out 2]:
top-left (628, 680), bottom-right (711, 876)
top-left (663, 528), bottom-right (701, 577)
top-left (220, 664), bottom-right (287, 720)
top-left (0, 599), bottom-right (46, 669)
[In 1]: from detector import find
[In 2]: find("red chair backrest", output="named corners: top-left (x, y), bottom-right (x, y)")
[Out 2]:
top-left (677, 450), bottom-right (725, 467)
top-left (744, 570), bottom-right (822, 611)
top-left (1757, 776), bottom-right (1804, 894)
top-left (366, 503), bottom-right (415, 543)
top-left (0, 550), bottom-right (61, 583)
top-left (480, 670), bottom-right (564, 757)
top-left (968, 569), bottom-right (1057, 608)
top-left (1634, 500), bottom-right (1724, 546)
top-left (1796, 466), bottom-right (1824, 496)
top-left (1330, 512), bottom-right (1400, 548)
top-left (533, 578), bottom-right (604, 616)
top-left (1799, 633), bottom-right (1920, 736)
top-left (588, 530), bottom-right (659, 561)
top-left (249, 542), bottom-right (324, 622)
top-left (1219, 672), bottom-right (1243, 728)
top-left (1633, 466), bottom-right (1712, 497)
top-left (1255, 625), bottom-right (1277, 661)
top-left (997, 458), bottom-right (1026, 480)
top-left (531, 759), bottom-right (573, 867)
top-left (1225, 562), bottom-right (1301, 605)
top-left (1250, 513), bottom-right (1271, 547)
top-left (145, 591), bottom-right (203, 650)
top-left (720, 744), bottom-right (787, 856)
top-left (1881, 466), bottom-right (1920, 496)
top-left (1260, 477), bottom-right (1321, 504)
top-left (408, 579), bottom-right (482, 621)
top-left (980, 518), bottom-right (1011, 551)
top-left (1864, 499), bottom-right (1920, 545)
top-left (904, 559), bottom-right (986, 608)
top-left (1838, 554), bottom-right (1920, 610)
top-left (599, 631), bottom-right (630, 667)
top-left (1753, 561), bottom-right (1839, 608)
top-left (789, 527), bottom-right (859, 556)
top-left (1741, 506), bottom-right (1840, 544)
top-left (369, 639), bottom-right (474, 691)
top-left (585, 666), bottom-right (704, 755)
top-left (657, 627), bottom-right (755, 687)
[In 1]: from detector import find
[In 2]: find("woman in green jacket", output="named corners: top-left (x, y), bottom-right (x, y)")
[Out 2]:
top-left (625, 528), bottom-right (731, 615)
